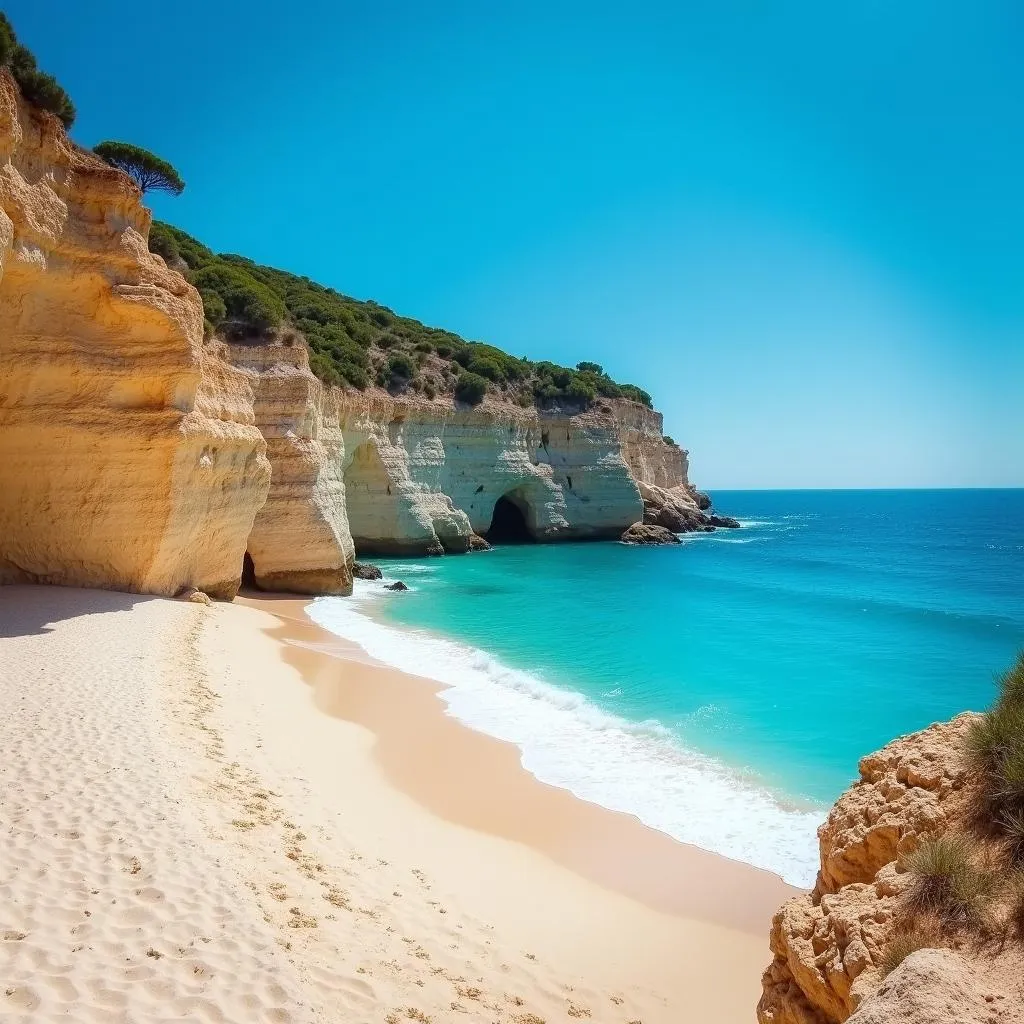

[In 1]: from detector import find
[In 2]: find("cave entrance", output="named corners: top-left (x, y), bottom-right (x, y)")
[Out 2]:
top-left (241, 551), bottom-right (257, 590)
top-left (486, 492), bottom-right (536, 545)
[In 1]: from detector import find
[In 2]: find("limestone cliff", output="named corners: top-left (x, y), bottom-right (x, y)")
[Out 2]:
top-left (226, 343), bottom-right (354, 594)
top-left (756, 715), bottom-right (980, 1024)
top-left (337, 392), bottom-right (650, 555)
top-left (0, 70), bottom-right (270, 598)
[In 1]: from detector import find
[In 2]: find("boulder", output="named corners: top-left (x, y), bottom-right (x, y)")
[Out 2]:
top-left (707, 514), bottom-right (741, 529)
top-left (621, 523), bottom-right (681, 546)
top-left (385, 580), bottom-right (409, 591)
top-left (468, 534), bottom-right (492, 552)
top-left (847, 949), bottom-right (1019, 1024)
top-left (352, 562), bottom-right (383, 580)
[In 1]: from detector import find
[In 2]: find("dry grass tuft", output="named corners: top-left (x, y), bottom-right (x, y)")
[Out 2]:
top-left (877, 926), bottom-right (939, 978)
top-left (904, 835), bottom-right (997, 926)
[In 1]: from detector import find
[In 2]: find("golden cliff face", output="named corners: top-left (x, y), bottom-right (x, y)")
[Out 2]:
top-left (757, 715), bottom-right (977, 1024)
top-left (0, 72), bottom-right (270, 598)
top-left (227, 342), bottom-right (354, 594)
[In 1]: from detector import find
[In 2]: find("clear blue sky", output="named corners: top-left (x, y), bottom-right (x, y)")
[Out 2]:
top-left (9, 1), bottom-right (1023, 487)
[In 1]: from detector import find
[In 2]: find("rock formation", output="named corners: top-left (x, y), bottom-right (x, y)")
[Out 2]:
top-left (226, 342), bottom-right (354, 594)
top-left (621, 523), bottom-right (681, 545)
top-left (0, 71), bottom-right (270, 598)
top-left (846, 949), bottom-right (1022, 1024)
top-left (335, 392), bottom-right (650, 556)
top-left (0, 70), bottom-right (726, 602)
top-left (757, 714), bottom-right (979, 1024)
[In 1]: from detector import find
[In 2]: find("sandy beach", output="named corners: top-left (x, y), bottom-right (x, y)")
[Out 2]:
top-left (0, 584), bottom-right (797, 1023)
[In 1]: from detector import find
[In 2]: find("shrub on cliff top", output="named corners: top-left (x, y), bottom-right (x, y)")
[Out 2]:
top-left (0, 14), bottom-right (75, 128)
top-left (967, 652), bottom-right (1024, 836)
top-left (192, 262), bottom-right (286, 334)
top-left (93, 141), bottom-right (185, 195)
top-left (905, 835), bottom-right (996, 926)
top-left (455, 371), bottom-right (488, 406)
top-left (147, 219), bottom-right (660, 405)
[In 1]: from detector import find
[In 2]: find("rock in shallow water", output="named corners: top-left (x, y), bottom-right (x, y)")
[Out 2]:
top-left (620, 523), bottom-right (681, 546)
top-left (385, 581), bottom-right (409, 591)
top-left (707, 514), bottom-right (741, 529)
top-left (352, 562), bottom-right (383, 580)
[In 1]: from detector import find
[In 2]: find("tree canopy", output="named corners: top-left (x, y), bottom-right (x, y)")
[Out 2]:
top-left (0, 14), bottom-right (75, 128)
top-left (93, 141), bottom-right (185, 195)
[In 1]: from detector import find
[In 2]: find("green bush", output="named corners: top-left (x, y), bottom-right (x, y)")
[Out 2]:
top-left (197, 288), bottom-right (226, 327)
top-left (0, 15), bottom-right (14, 66)
top-left (192, 263), bottom-right (286, 333)
top-left (148, 222), bottom-right (180, 265)
top-left (577, 361), bottom-right (603, 375)
top-left (564, 375), bottom-right (596, 405)
top-left (663, 435), bottom-right (677, 446)
top-left (620, 384), bottom-right (653, 408)
top-left (467, 355), bottom-right (505, 382)
top-left (455, 371), bottom-right (488, 406)
top-left (1, 17), bottom-right (75, 127)
top-left (967, 653), bottom-right (1024, 831)
top-left (385, 351), bottom-right (415, 383)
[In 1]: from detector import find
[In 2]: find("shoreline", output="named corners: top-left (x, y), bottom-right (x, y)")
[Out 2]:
top-left (1, 583), bottom-right (798, 1022)
top-left (240, 591), bottom-right (799, 932)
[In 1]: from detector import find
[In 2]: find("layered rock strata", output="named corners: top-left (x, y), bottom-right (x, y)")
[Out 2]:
top-left (0, 71), bottom-right (270, 598)
top-left (336, 393), bottom-right (649, 556)
top-left (226, 343), bottom-right (354, 594)
top-left (757, 714), bottom-right (978, 1024)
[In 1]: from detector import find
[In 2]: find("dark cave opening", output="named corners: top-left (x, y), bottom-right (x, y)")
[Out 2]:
top-left (241, 551), bottom-right (257, 589)
top-left (485, 495), bottom-right (535, 545)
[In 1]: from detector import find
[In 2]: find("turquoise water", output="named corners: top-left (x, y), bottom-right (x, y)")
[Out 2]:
top-left (310, 489), bottom-right (1024, 885)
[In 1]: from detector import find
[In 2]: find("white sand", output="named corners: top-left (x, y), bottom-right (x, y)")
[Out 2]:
top-left (1, 585), bottom-right (784, 1023)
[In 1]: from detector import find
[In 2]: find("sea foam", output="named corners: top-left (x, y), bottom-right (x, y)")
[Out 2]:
top-left (308, 580), bottom-right (824, 887)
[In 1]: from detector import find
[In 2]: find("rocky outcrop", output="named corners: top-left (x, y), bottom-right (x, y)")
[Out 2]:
top-left (336, 392), bottom-right (646, 556)
top-left (846, 949), bottom-right (1022, 1024)
top-left (621, 523), bottom-right (681, 546)
top-left (757, 715), bottom-right (978, 1024)
top-left (226, 342), bottom-right (353, 594)
top-left (0, 71), bottom-right (270, 599)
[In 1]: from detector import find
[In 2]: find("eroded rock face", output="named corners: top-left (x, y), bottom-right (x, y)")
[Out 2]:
top-left (226, 343), bottom-right (353, 595)
top-left (337, 393), bottom-right (648, 556)
top-left (847, 949), bottom-right (1022, 1024)
top-left (0, 72), bottom-right (270, 598)
top-left (757, 715), bottom-right (978, 1024)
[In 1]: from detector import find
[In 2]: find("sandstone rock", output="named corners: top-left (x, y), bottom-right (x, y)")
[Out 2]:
top-left (817, 714), bottom-right (977, 894)
top-left (0, 71), bottom-right (270, 599)
top-left (691, 488), bottom-right (712, 510)
top-left (620, 523), bottom-right (681, 546)
top-left (638, 482), bottom-right (712, 532)
top-left (180, 588), bottom-right (212, 606)
top-left (352, 562), bottom-right (383, 581)
top-left (468, 534), bottom-right (492, 552)
top-left (385, 581), bottom-right (409, 591)
top-left (847, 949), bottom-right (1022, 1024)
top-left (227, 343), bottom-right (354, 595)
top-left (757, 715), bottom-right (980, 1024)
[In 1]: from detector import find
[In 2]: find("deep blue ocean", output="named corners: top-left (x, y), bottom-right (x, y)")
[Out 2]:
top-left (310, 489), bottom-right (1024, 886)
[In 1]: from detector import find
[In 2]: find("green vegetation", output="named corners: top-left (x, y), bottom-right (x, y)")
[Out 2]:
top-left (904, 835), bottom-right (996, 925)
top-left (663, 435), bottom-right (677, 446)
top-left (148, 220), bottom-right (655, 410)
top-left (0, 14), bottom-right (75, 127)
top-left (967, 653), bottom-right (1024, 839)
top-left (93, 141), bottom-right (185, 195)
